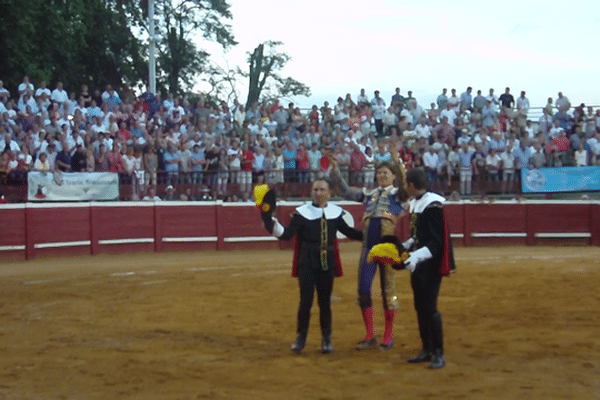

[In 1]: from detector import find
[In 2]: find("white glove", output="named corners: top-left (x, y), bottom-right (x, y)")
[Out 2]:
top-left (404, 253), bottom-right (418, 273)
top-left (272, 218), bottom-right (284, 238)
top-left (404, 246), bottom-right (433, 273)
top-left (402, 238), bottom-right (415, 250)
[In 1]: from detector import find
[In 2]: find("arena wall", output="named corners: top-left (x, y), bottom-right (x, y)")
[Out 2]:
top-left (0, 200), bottom-right (599, 262)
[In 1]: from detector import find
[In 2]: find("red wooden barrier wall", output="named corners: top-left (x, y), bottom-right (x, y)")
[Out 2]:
top-left (0, 200), bottom-right (598, 262)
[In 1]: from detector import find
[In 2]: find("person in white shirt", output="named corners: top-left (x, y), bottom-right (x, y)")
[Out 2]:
top-left (35, 81), bottom-right (51, 98)
top-left (574, 142), bottom-right (588, 167)
top-left (415, 119), bottom-right (432, 140)
top-left (439, 104), bottom-right (457, 126)
top-left (357, 88), bottom-right (369, 105)
top-left (227, 140), bottom-right (242, 184)
top-left (51, 82), bottom-right (69, 104)
top-left (423, 146), bottom-right (439, 185)
top-left (142, 186), bottom-right (162, 201)
top-left (33, 152), bottom-right (51, 171)
top-left (447, 88), bottom-right (460, 110)
top-left (500, 148), bottom-right (516, 194)
top-left (485, 148), bottom-right (502, 183)
top-left (18, 76), bottom-right (34, 96)
top-left (516, 91), bottom-right (530, 115)
top-left (548, 119), bottom-right (562, 139)
top-left (255, 120), bottom-right (269, 139)
top-left (0, 80), bottom-right (10, 102)
top-left (0, 133), bottom-right (20, 153)
top-left (101, 84), bottom-right (121, 103)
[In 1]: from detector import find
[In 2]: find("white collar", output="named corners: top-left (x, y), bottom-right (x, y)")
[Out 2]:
top-left (296, 202), bottom-right (343, 220)
top-left (409, 192), bottom-right (446, 213)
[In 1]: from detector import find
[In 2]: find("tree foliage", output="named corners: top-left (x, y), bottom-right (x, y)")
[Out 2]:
top-left (127, 0), bottom-right (237, 97)
top-left (0, 0), bottom-right (145, 96)
top-left (245, 41), bottom-right (311, 108)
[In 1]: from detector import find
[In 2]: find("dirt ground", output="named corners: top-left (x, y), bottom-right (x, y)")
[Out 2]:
top-left (0, 244), bottom-right (599, 400)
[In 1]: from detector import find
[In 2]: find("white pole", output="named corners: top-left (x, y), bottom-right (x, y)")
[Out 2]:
top-left (148, 0), bottom-right (156, 94)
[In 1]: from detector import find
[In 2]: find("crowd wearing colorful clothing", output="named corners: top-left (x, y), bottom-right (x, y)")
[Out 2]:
top-left (1, 76), bottom-right (599, 201)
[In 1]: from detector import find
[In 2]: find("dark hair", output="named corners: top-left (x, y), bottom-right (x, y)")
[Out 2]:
top-left (406, 167), bottom-right (428, 190)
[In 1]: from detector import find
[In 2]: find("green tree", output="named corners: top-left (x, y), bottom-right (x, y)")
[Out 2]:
top-left (128, 0), bottom-right (237, 96)
top-left (245, 41), bottom-right (311, 108)
top-left (0, 0), bottom-right (144, 96)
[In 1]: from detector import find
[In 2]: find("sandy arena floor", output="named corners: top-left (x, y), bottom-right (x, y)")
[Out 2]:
top-left (0, 244), bottom-right (599, 399)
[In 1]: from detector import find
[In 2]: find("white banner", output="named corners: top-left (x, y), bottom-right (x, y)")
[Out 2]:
top-left (28, 171), bottom-right (120, 201)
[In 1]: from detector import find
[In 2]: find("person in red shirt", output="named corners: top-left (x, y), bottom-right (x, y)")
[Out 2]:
top-left (547, 128), bottom-right (570, 166)
top-left (349, 143), bottom-right (367, 185)
top-left (308, 105), bottom-right (320, 130)
top-left (296, 143), bottom-right (310, 184)
top-left (551, 128), bottom-right (570, 152)
top-left (240, 142), bottom-right (255, 198)
top-left (116, 121), bottom-right (131, 142)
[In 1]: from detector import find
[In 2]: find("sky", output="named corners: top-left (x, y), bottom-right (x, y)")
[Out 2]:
top-left (198, 0), bottom-right (600, 111)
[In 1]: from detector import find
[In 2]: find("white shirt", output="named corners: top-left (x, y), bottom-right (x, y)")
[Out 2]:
top-left (486, 153), bottom-right (501, 169)
top-left (51, 88), bottom-right (69, 103)
top-left (18, 82), bottom-right (34, 93)
top-left (516, 97), bottom-right (530, 113)
top-left (574, 150), bottom-right (587, 166)
top-left (440, 108), bottom-right (457, 126)
top-left (423, 152), bottom-right (439, 169)
top-left (500, 151), bottom-right (515, 171)
top-left (228, 148), bottom-right (241, 169)
top-left (415, 124), bottom-right (432, 139)
top-left (35, 88), bottom-right (51, 97)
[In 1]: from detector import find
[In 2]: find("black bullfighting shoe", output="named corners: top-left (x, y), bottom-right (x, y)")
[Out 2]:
top-left (291, 333), bottom-right (306, 354)
top-left (321, 336), bottom-right (333, 354)
top-left (407, 350), bottom-right (432, 363)
top-left (355, 337), bottom-right (378, 350)
top-left (427, 349), bottom-right (445, 369)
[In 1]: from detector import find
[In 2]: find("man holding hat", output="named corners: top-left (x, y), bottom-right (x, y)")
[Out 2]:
top-left (257, 179), bottom-right (363, 354)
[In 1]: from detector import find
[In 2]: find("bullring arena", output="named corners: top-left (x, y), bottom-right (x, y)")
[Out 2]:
top-left (0, 200), bottom-right (599, 399)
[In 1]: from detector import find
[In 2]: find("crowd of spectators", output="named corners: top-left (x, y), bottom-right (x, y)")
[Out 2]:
top-left (1, 75), bottom-right (599, 202)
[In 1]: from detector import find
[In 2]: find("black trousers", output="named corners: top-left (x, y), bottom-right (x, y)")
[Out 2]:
top-left (411, 265), bottom-right (444, 352)
top-left (296, 265), bottom-right (335, 338)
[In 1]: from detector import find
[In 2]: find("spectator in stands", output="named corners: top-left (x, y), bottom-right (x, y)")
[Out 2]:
top-left (71, 144), bottom-right (87, 172)
top-left (436, 88), bottom-right (448, 110)
top-left (485, 148), bottom-right (501, 191)
top-left (363, 147), bottom-right (375, 188)
top-left (499, 87), bottom-right (515, 109)
top-left (372, 96), bottom-right (385, 136)
top-left (163, 142), bottom-right (181, 185)
top-left (348, 143), bottom-right (367, 186)
top-left (574, 141), bottom-right (588, 166)
top-left (1, 132), bottom-right (20, 153)
top-left (472, 143), bottom-right (487, 196)
top-left (555, 92), bottom-right (571, 113)
top-left (142, 186), bottom-right (161, 201)
top-left (530, 140), bottom-right (546, 169)
top-left (447, 88), bottom-right (460, 111)
top-left (423, 145), bottom-right (439, 187)
top-left (460, 87), bottom-right (473, 112)
top-left (18, 75), bottom-right (34, 96)
top-left (440, 103), bottom-right (458, 127)
top-left (0, 80), bottom-right (9, 102)
top-left (482, 100), bottom-right (497, 128)
top-left (500, 146), bottom-right (516, 194)
top-left (51, 82), bottom-right (69, 104)
top-left (33, 152), bottom-right (50, 172)
top-left (239, 141), bottom-right (254, 197)
top-left (55, 142), bottom-right (72, 172)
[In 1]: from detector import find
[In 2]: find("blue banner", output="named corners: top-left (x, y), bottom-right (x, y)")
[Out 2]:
top-left (521, 167), bottom-right (600, 193)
